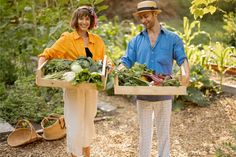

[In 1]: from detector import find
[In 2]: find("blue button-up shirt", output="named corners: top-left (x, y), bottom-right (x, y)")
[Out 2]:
top-left (120, 26), bottom-right (187, 101)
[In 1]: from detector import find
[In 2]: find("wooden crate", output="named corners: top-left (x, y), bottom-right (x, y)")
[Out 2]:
top-left (36, 56), bottom-right (108, 89)
top-left (114, 75), bottom-right (187, 95)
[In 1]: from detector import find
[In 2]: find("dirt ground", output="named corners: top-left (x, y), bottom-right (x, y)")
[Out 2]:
top-left (0, 92), bottom-right (236, 157)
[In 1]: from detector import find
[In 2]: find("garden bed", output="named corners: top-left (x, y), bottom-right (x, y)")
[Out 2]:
top-left (206, 64), bottom-right (236, 75)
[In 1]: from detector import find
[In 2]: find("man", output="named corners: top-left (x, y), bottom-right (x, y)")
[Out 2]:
top-left (118, 1), bottom-right (190, 157)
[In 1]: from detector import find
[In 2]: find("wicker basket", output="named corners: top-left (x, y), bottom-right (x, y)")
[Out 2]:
top-left (7, 119), bottom-right (42, 147)
top-left (41, 114), bottom-right (66, 140)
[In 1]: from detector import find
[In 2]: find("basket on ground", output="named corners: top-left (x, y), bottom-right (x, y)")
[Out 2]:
top-left (7, 119), bottom-right (42, 147)
top-left (41, 114), bottom-right (66, 140)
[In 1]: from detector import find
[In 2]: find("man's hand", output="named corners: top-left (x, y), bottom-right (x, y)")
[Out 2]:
top-left (180, 75), bottom-right (190, 86)
top-left (180, 59), bottom-right (190, 86)
top-left (117, 63), bottom-right (127, 71)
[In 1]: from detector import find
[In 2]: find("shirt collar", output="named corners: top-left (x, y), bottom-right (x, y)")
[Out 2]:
top-left (140, 25), bottom-right (166, 35)
top-left (73, 31), bottom-right (95, 44)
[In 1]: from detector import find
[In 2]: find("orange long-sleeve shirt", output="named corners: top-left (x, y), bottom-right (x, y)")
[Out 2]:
top-left (38, 31), bottom-right (105, 61)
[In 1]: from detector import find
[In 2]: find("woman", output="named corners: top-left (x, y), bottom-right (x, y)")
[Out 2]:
top-left (37, 6), bottom-right (107, 157)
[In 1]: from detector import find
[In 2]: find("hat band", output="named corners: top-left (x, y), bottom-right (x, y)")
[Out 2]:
top-left (137, 7), bottom-right (159, 11)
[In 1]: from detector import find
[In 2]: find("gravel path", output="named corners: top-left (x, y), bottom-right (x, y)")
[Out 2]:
top-left (1, 93), bottom-right (235, 157)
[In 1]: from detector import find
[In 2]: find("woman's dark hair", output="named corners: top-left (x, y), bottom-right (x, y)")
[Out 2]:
top-left (70, 6), bottom-right (95, 30)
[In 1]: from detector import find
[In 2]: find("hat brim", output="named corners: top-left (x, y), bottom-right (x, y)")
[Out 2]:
top-left (133, 9), bottom-right (162, 16)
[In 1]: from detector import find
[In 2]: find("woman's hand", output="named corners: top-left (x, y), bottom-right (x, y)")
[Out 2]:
top-left (106, 57), bottom-right (114, 74)
top-left (37, 57), bottom-right (47, 70)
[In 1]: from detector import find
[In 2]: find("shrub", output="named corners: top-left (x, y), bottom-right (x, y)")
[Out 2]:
top-left (0, 75), bottom-right (64, 124)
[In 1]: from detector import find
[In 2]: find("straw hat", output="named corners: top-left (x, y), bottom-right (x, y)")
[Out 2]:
top-left (133, 1), bottom-right (162, 16)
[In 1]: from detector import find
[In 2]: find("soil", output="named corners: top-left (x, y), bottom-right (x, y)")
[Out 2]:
top-left (0, 91), bottom-right (236, 157)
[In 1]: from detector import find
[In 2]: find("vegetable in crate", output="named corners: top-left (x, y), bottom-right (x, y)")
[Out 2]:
top-left (141, 74), bottom-right (180, 86)
top-left (42, 57), bottom-right (105, 89)
top-left (162, 77), bottom-right (180, 86)
top-left (44, 59), bottom-right (73, 75)
top-left (71, 62), bottom-right (83, 73)
top-left (75, 56), bottom-right (91, 69)
top-left (116, 63), bottom-right (153, 86)
top-left (116, 63), bottom-right (180, 86)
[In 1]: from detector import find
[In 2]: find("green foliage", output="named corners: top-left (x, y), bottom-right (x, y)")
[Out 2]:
top-left (0, 75), bottom-right (64, 124)
top-left (78, 0), bottom-right (108, 14)
top-left (170, 17), bottom-right (212, 67)
top-left (215, 128), bottom-right (236, 157)
top-left (0, 0), bottom-right (72, 86)
top-left (223, 12), bottom-right (236, 46)
top-left (0, 82), bottom-right (7, 100)
top-left (176, 64), bottom-right (219, 107)
top-left (0, 55), bottom-right (17, 85)
top-left (44, 59), bottom-right (73, 75)
top-left (208, 42), bottom-right (236, 84)
top-left (190, 0), bottom-right (218, 19)
top-left (177, 17), bottom-right (211, 47)
top-left (210, 42), bottom-right (236, 70)
top-left (115, 63), bottom-right (152, 86)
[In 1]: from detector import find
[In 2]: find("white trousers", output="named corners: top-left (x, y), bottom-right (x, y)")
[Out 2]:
top-left (137, 99), bottom-right (172, 157)
top-left (63, 84), bottom-right (98, 157)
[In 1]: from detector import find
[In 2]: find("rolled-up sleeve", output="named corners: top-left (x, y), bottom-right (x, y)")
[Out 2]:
top-left (173, 35), bottom-right (187, 66)
top-left (120, 38), bottom-right (137, 68)
top-left (38, 32), bottom-right (69, 60)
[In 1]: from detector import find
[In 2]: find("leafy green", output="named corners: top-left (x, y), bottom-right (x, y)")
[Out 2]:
top-left (75, 57), bottom-right (92, 69)
top-left (43, 71), bottom-right (66, 80)
top-left (44, 59), bottom-right (73, 75)
top-left (176, 64), bottom-right (220, 107)
top-left (0, 75), bottom-right (64, 124)
top-left (162, 78), bottom-right (181, 86)
top-left (115, 63), bottom-right (180, 86)
top-left (43, 57), bottom-right (105, 89)
top-left (115, 63), bottom-right (153, 86)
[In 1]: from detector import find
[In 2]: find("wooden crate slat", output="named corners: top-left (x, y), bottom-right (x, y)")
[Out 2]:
top-left (36, 56), bottom-right (107, 89)
top-left (114, 76), bottom-right (187, 95)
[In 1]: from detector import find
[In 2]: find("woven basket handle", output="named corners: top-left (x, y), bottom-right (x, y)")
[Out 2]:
top-left (58, 117), bottom-right (66, 129)
top-left (48, 113), bottom-right (62, 119)
top-left (15, 119), bottom-right (35, 130)
top-left (41, 114), bottom-right (65, 129)
top-left (14, 119), bottom-right (36, 142)
top-left (48, 113), bottom-right (65, 129)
